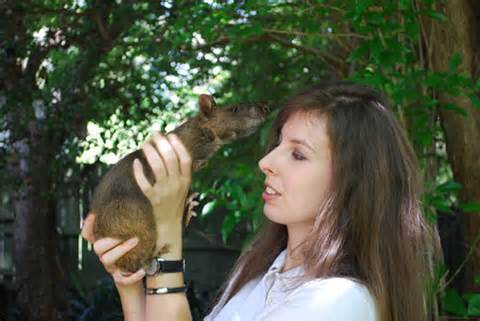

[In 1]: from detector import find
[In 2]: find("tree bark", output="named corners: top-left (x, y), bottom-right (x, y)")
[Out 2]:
top-left (422, 0), bottom-right (480, 292)
top-left (1, 2), bottom-right (67, 320)
top-left (11, 133), bottom-right (67, 321)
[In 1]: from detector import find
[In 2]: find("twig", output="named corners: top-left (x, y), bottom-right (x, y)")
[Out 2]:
top-left (28, 5), bottom-right (88, 17)
top-left (264, 28), bottom-right (370, 39)
top-left (265, 33), bottom-right (345, 69)
top-left (439, 230), bottom-right (480, 292)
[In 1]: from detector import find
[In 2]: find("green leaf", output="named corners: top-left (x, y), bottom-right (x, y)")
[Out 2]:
top-left (426, 10), bottom-right (447, 21)
top-left (448, 53), bottom-right (462, 72)
top-left (201, 200), bottom-right (217, 217)
top-left (459, 202), bottom-right (480, 213)
top-left (369, 37), bottom-right (383, 58)
top-left (425, 72), bottom-right (446, 89)
top-left (469, 94), bottom-right (480, 109)
top-left (221, 213), bottom-right (237, 243)
top-left (431, 199), bottom-right (453, 213)
top-left (436, 181), bottom-right (462, 193)
top-left (441, 103), bottom-right (468, 117)
top-left (349, 43), bottom-right (369, 61)
top-left (442, 288), bottom-right (467, 316)
top-left (467, 294), bottom-right (480, 317)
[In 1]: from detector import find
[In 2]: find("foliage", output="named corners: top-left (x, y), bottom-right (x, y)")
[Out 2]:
top-left (441, 287), bottom-right (480, 318)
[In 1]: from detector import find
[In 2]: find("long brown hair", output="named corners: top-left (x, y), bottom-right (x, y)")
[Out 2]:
top-left (214, 80), bottom-right (432, 321)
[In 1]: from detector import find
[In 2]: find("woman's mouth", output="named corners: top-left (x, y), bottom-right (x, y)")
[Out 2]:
top-left (262, 186), bottom-right (281, 202)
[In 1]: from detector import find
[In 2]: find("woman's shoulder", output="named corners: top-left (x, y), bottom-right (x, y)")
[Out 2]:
top-left (270, 277), bottom-right (379, 321)
top-left (297, 276), bottom-right (373, 300)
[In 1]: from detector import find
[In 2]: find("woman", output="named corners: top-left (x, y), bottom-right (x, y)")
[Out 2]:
top-left (82, 80), bottom-right (432, 321)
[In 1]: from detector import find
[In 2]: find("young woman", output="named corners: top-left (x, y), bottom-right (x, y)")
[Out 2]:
top-left (82, 80), bottom-right (432, 321)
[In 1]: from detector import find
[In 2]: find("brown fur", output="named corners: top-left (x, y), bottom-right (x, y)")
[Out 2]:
top-left (91, 94), bottom-right (269, 272)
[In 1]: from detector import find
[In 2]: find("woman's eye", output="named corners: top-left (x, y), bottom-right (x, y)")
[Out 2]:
top-left (292, 151), bottom-right (305, 160)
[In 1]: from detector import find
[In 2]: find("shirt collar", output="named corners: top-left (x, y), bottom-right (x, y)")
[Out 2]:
top-left (268, 249), bottom-right (288, 272)
top-left (267, 248), bottom-right (304, 277)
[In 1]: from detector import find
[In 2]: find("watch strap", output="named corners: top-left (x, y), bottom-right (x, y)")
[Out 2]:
top-left (158, 258), bottom-right (185, 273)
top-left (145, 284), bottom-right (188, 295)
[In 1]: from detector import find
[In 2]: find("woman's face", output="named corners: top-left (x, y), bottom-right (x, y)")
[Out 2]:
top-left (258, 112), bottom-right (333, 229)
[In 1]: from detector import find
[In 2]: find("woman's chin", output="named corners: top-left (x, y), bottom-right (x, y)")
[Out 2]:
top-left (263, 207), bottom-right (286, 225)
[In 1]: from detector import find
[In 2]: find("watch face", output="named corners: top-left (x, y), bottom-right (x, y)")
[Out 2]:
top-left (145, 258), bottom-right (158, 276)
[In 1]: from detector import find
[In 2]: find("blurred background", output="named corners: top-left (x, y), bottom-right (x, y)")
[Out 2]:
top-left (1, 0), bottom-right (479, 320)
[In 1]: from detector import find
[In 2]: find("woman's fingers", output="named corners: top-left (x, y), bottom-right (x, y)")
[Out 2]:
top-left (167, 133), bottom-right (192, 178)
top-left (142, 141), bottom-right (167, 181)
top-left (133, 159), bottom-right (153, 198)
top-left (81, 213), bottom-right (96, 243)
top-left (93, 237), bottom-right (123, 256)
top-left (113, 268), bottom-right (146, 286)
top-left (99, 237), bottom-right (139, 267)
top-left (152, 133), bottom-right (180, 178)
top-left (90, 236), bottom-right (144, 286)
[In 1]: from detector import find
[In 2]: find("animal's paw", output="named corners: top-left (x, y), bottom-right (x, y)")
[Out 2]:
top-left (185, 192), bottom-right (200, 227)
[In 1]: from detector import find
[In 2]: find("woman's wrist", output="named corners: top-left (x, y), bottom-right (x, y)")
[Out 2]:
top-left (146, 272), bottom-right (184, 289)
top-left (116, 282), bottom-right (145, 321)
top-left (155, 222), bottom-right (183, 257)
top-left (116, 281), bottom-right (145, 297)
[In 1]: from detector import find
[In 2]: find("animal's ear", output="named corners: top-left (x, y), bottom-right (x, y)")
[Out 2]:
top-left (198, 94), bottom-right (216, 117)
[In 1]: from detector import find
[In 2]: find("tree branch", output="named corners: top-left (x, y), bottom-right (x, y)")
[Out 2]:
top-left (28, 4), bottom-right (88, 17)
top-left (264, 33), bottom-right (346, 71)
top-left (263, 28), bottom-right (370, 39)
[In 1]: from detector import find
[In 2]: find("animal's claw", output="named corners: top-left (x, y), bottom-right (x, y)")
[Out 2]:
top-left (184, 192), bottom-right (200, 227)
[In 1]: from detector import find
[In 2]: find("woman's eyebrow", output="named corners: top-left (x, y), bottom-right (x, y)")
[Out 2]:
top-left (289, 138), bottom-right (315, 152)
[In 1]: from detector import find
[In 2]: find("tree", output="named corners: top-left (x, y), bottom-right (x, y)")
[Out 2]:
top-left (419, 0), bottom-right (480, 293)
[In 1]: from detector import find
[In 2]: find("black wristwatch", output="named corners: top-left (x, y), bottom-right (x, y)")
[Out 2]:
top-left (145, 257), bottom-right (185, 276)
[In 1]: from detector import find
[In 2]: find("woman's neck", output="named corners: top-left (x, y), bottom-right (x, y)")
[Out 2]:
top-left (282, 222), bottom-right (312, 272)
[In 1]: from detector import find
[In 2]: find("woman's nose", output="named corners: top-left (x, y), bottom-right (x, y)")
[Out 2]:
top-left (258, 152), bottom-right (276, 176)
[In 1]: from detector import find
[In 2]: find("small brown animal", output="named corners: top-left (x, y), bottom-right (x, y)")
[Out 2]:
top-left (91, 94), bottom-right (270, 272)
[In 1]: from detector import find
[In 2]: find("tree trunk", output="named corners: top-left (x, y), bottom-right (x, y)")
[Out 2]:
top-left (7, 118), bottom-right (68, 321)
top-left (13, 173), bottom-right (67, 321)
top-left (423, 0), bottom-right (480, 292)
top-left (8, 117), bottom-right (68, 321)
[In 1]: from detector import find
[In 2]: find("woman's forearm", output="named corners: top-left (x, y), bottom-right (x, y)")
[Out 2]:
top-left (145, 223), bottom-right (192, 321)
top-left (145, 273), bottom-right (192, 321)
top-left (117, 283), bottom-right (146, 321)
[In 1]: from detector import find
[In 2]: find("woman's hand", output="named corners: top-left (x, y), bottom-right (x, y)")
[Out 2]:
top-left (81, 213), bottom-right (146, 289)
top-left (133, 132), bottom-right (192, 227)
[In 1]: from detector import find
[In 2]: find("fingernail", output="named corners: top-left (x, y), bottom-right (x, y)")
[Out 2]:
top-left (128, 237), bottom-right (138, 246)
top-left (133, 159), bottom-right (141, 169)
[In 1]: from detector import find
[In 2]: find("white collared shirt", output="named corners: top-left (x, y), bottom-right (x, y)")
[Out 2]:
top-left (204, 249), bottom-right (379, 321)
